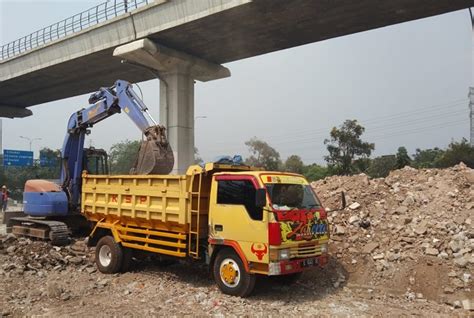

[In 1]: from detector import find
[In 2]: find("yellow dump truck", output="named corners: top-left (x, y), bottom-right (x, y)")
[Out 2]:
top-left (82, 163), bottom-right (332, 297)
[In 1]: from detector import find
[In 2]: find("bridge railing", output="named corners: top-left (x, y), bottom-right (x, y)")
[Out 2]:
top-left (0, 0), bottom-right (150, 61)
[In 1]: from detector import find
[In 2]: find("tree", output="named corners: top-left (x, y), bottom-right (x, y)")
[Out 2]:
top-left (194, 147), bottom-right (204, 165)
top-left (284, 155), bottom-right (304, 174)
top-left (244, 138), bottom-right (281, 170)
top-left (303, 164), bottom-right (330, 181)
top-left (396, 147), bottom-right (411, 169)
top-left (0, 148), bottom-right (62, 200)
top-left (367, 155), bottom-right (397, 178)
top-left (324, 119), bottom-right (375, 175)
top-left (436, 138), bottom-right (474, 168)
top-left (412, 147), bottom-right (444, 168)
top-left (109, 140), bottom-right (141, 174)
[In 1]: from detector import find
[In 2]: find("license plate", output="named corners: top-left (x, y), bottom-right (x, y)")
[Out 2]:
top-left (301, 257), bottom-right (318, 268)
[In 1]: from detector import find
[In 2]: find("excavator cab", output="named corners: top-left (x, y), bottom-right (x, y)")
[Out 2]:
top-left (83, 148), bottom-right (109, 175)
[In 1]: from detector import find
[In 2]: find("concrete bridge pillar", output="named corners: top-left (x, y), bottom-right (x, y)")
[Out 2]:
top-left (113, 39), bottom-right (230, 174)
top-left (159, 66), bottom-right (195, 174)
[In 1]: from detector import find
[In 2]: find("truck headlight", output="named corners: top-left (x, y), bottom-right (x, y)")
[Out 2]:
top-left (270, 248), bottom-right (291, 261)
top-left (279, 248), bottom-right (290, 260)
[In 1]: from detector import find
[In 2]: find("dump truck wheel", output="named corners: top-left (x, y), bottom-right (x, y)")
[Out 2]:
top-left (95, 236), bottom-right (123, 274)
top-left (213, 249), bottom-right (256, 297)
top-left (120, 247), bottom-right (133, 273)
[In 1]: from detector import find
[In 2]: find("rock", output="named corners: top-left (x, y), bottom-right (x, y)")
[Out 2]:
top-left (69, 257), bottom-right (83, 265)
top-left (47, 283), bottom-right (63, 299)
top-left (348, 215), bottom-right (359, 225)
top-left (464, 171), bottom-right (474, 184)
top-left (6, 246), bottom-right (16, 254)
top-left (97, 278), bottom-right (110, 287)
top-left (348, 202), bottom-right (361, 210)
top-left (462, 273), bottom-right (471, 283)
top-left (448, 240), bottom-right (462, 253)
top-left (372, 253), bottom-right (385, 260)
top-left (405, 291), bottom-right (416, 301)
top-left (453, 301), bottom-right (462, 309)
top-left (425, 248), bottom-right (439, 256)
top-left (70, 241), bottom-right (87, 252)
top-left (414, 224), bottom-right (427, 235)
top-left (387, 252), bottom-right (400, 262)
top-left (451, 278), bottom-right (464, 288)
top-left (438, 251), bottom-right (449, 259)
top-left (462, 299), bottom-right (473, 311)
top-left (2, 233), bottom-right (17, 244)
top-left (394, 206), bottom-right (408, 215)
top-left (334, 225), bottom-right (346, 235)
top-left (454, 257), bottom-right (468, 268)
top-left (402, 195), bottom-right (415, 206)
top-left (362, 242), bottom-right (379, 254)
top-left (447, 270), bottom-right (457, 277)
top-left (443, 287), bottom-right (454, 294)
top-left (359, 219), bottom-right (371, 229)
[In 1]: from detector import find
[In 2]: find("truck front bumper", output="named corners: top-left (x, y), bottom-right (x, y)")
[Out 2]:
top-left (268, 253), bottom-right (328, 275)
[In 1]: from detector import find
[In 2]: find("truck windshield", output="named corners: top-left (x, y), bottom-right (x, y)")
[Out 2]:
top-left (265, 183), bottom-right (321, 210)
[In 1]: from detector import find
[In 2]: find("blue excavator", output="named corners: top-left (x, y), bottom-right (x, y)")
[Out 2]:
top-left (10, 80), bottom-right (174, 245)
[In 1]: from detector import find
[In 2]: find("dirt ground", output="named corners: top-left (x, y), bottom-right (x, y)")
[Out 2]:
top-left (0, 239), bottom-right (468, 317)
top-left (1, 165), bottom-right (473, 316)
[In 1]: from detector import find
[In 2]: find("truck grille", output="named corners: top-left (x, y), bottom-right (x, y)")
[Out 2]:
top-left (290, 243), bottom-right (321, 258)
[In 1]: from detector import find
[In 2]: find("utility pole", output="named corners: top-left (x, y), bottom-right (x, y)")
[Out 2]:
top-left (469, 8), bottom-right (474, 146)
top-left (470, 88), bottom-right (474, 146)
top-left (19, 136), bottom-right (42, 152)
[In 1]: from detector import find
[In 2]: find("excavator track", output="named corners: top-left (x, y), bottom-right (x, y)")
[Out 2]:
top-left (10, 217), bottom-right (70, 246)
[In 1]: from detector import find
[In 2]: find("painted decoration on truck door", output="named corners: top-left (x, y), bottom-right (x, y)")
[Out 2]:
top-left (250, 243), bottom-right (267, 260)
top-left (274, 210), bottom-right (328, 242)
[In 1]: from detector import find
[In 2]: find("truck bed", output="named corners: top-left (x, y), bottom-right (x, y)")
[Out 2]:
top-left (81, 173), bottom-right (209, 236)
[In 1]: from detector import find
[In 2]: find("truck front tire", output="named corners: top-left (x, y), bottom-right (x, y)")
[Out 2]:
top-left (95, 236), bottom-right (123, 274)
top-left (213, 249), bottom-right (256, 297)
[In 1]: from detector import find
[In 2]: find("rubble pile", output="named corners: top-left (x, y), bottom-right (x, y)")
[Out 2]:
top-left (0, 235), bottom-right (94, 277)
top-left (312, 163), bottom-right (473, 305)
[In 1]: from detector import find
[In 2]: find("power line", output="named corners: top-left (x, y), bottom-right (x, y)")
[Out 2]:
top-left (208, 98), bottom-right (468, 146)
top-left (267, 108), bottom-right (467, 146)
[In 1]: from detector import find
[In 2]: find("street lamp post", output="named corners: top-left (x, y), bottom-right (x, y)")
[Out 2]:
top-left (19, 136), bottom-right (42, 152)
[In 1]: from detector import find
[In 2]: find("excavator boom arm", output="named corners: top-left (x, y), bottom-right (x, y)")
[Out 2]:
top-left (61, 80), bottom-right (174, 207)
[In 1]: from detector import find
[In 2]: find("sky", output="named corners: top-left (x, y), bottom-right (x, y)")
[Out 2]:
top-left (0, 0), bottom-right (472, 164)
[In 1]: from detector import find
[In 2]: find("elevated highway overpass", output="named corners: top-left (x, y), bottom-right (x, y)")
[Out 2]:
top-left (1, 0), bottom-right (473, 172)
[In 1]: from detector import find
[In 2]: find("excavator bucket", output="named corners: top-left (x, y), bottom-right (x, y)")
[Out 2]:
top-left (131, 125), bottom-right (174, 175)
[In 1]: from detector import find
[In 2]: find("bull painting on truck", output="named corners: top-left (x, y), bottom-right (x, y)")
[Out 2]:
top-left (82, 162), bottom-right (332, 297)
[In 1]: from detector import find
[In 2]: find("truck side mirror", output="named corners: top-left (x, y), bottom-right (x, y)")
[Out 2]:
top-left (255, 188), bottom-right (266, 208)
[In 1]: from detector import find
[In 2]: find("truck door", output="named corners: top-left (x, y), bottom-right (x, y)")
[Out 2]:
top-left (209, 175), bottom-right (268, 263)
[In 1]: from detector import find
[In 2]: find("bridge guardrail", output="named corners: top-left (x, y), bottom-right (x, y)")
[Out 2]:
top-left (0, 0), bottom-right (150, 61)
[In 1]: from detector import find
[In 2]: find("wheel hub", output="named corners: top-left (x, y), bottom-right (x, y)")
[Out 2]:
top-left (220, 259), bottom-right (240, 287)
top-left (99, 244), bottom-right (112, 267)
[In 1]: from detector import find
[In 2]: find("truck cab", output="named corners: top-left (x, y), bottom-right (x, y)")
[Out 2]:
top-left (207, 168), bottom-right (329, 296)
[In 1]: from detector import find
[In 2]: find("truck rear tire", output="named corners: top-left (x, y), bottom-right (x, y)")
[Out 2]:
top-left (213, 249), bottom-right (256, 297)
top-left (95, 236), bottom-right (123, 274)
